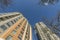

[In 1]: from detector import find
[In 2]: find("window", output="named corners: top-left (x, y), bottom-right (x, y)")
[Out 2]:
top-left (5, 16), bottom-right (9, 19)
top-left (0, 18), bottom-right (4, 21)
top-left (6, 36), bottom-right (12, 40)
top-left (15, 26), bottom-right (19, 30)
top-left (21, 31), bottom-right (23, 34)
top-left (14, 20), bottom-right (16, 23)
top-left (11, 21), bottom-right (14, 24)
top-left (16, 18), bottom-right (18, 21)
top-left (25, 35), bottom-right (27, 40)
top-left (22, 28), bottom-right (24, 31)
top-left (0, 25), bottom-right (7, 31)
top-left (7, 22), bottom-right (12, 27)
top-left (18, 35), bottom-right (22, 40)
top-left (12, 30), bottom-right (16, 34)
top-left (18, 25), bottom-right (20, 27)
top-left (8, 16), bottom-right (11, 18)
top-left (15, 19), bottom-right (17, 22)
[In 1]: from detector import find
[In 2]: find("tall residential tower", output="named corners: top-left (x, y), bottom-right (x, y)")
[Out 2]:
top-left (35, 22), bottom-right (60, 40)
top-left (0, 12), bottom-right (32, 40)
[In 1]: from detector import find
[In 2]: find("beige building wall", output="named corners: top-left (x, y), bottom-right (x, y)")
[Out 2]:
top-left (0, 12), bottom-right (32, 40)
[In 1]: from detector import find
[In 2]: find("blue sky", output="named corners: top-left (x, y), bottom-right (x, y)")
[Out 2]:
top-left (0, 0), bottom-right (60, 40)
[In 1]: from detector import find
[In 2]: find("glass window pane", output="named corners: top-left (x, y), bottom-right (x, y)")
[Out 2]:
top-left (15, 26), bottom-right (19, 30)
top-left (6, 36), bottom-right (12, 40)
top-left (14, 20), bottom-right (16, 23)
top-left (11, 21), bottom-right (14, 24)
top-left (18, 35), bottom-right (22, 40)
top-left (12, 30), bottom-right (16, 34)
top-left (7, 22), bottom-right (12, 27)
top-left (0, 25), bottom-right (7, 31)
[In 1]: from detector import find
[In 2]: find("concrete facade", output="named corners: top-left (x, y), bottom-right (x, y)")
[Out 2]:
top-left (35, 22), bottom-right (60, 40)
top-left (0, 12), bottom-right (32, 40)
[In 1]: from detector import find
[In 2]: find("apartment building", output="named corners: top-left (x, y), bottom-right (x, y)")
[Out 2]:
top-left (35, 22), bottom-right (60, 40)
top-left (0, 12), bottom-right (32, 40)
